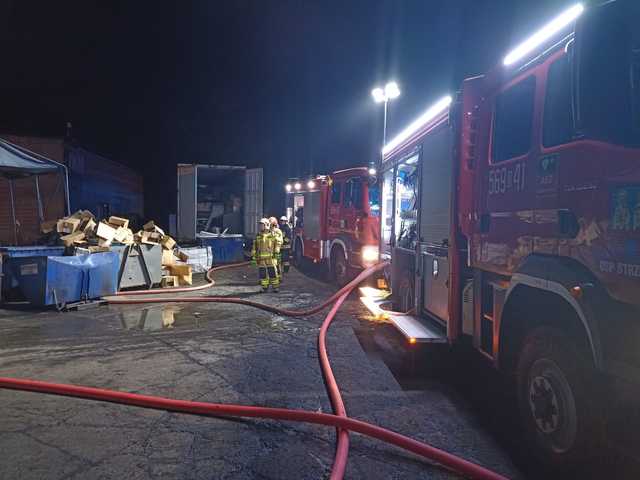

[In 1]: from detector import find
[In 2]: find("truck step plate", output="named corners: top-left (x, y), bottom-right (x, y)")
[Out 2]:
top-left (359, 287), bottom-right (447, 344)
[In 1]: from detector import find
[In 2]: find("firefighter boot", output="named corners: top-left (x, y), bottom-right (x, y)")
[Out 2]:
top-left (268, 265), bottom-right (279, 293)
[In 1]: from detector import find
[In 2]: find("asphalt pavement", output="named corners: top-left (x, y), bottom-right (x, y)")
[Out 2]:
top-left (0, 264), bottom-right (521, 479)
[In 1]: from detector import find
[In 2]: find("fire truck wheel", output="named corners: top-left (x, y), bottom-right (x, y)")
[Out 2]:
top-left (331, 248), bottom-right (349, 287)
top-left (516, 327), bottom-right (601, 470)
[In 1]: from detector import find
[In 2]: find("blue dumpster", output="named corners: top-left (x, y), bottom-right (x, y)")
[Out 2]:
top-left (7, 252), bottom-right (119, 307)
top-left (1, 246), bottom-right (66, 298)
top-left (198, 234), bottom-right (245, 264)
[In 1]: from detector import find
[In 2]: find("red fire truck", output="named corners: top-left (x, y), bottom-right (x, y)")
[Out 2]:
top-left (285, 167), bottom-right (381, 285)
top-left (361, 1), bottom-right (640, 469)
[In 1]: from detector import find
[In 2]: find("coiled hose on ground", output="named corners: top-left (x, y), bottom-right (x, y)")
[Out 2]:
top-left (0, 262), bottom-right (510, 480)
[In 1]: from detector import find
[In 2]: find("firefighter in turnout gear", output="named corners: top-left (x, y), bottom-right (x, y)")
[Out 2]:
top-left (279, 216), bottom-right (292, 273)
top-left (269, 216), bottom-right (284, 281)
top-left (251, 218), bottom-right (280, 292)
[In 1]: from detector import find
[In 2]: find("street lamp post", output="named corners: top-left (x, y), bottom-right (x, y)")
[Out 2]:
top-left (371, 81), bottom-right (401, 171)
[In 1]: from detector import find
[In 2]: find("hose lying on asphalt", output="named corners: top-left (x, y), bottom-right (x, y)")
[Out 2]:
top-left (0, 376), bottom-right (509, 480)
top-left (1, 262), bottom-right (511, 480)
top-left (108, 261), bottom-right (381, 480)
top-left (107, 260), bottom-right (375, 318)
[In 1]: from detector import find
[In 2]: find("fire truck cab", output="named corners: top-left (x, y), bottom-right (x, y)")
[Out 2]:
top-left (286, 167), bottom-right (380, 285)
top-left (364, 1), bottom-right (640, 469)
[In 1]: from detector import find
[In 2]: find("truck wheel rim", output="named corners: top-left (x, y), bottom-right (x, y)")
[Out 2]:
top-left (528, 358), bottom-right (577, 454)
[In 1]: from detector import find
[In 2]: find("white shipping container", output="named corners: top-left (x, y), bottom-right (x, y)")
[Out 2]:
top-left (177, 164), bottom-right (263, 241)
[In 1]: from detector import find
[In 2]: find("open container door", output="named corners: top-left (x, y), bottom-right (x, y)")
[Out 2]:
top-left (244, 168), bottom-right (263, 238)
top-left (177, 164), bottom-right (197, 241)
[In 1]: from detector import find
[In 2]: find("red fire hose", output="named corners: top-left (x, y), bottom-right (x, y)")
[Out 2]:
top-left (0, 376), bottom-right (509, 480)
top-left (0, 262), bottom-right (512, 480)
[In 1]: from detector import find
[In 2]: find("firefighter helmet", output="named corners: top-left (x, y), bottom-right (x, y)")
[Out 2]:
top-left (259, 218), bottom-right (270, 227)
top-left (269, 217), bottom-right (278, 227)
top-left (280, 216), bottom-right (288, 222)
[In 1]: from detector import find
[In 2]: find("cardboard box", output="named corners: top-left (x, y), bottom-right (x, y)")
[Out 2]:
top-left (143, 220), bottom-right (156, 231)
top-left (176, 250), bottom-right (189, 262)
top-left (161, 275), bottom-right (179, 288)
top-left (82, 218), bottom-right (97, 235)
top-left (96, 221), bottom-right (117, 242)
top-left (160, 235), bottom-right (176, 251)
top-left (89, 245), bottom-right (111, 253)
top-left (108, 216), bottom-right (129, 229)
top-left (114, 227), bottom-right (134, 243)
top-left (57, 217), bottom-right (82, 234)
top-left (98, 237), bottom-right (112, 248)
top-left (60, 231), bottom-right (85, 247)
top-left (40, 220), bottom-right (58, 234)
top-left (168, 264), bottom-right (192, 286)
top-left (148, 232), bottom-right (163, 243)
top-left (143, 220), bottom-right (165, 236)
top-left (162, 249), bottom-right (176, 266)
top-left (168, 264), bottom-right (191, 276)
top-left (178, 272), bottom-right (192, 286)
top-left (123, 231), bottom-right (135, 244)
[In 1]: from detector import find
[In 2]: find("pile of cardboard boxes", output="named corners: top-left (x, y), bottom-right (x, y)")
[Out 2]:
top-left (50, 211), bottom-right (193, 288)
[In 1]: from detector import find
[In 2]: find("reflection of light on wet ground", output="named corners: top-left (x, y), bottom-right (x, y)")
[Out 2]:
top-left (120, 306), bottom-right (192, 331)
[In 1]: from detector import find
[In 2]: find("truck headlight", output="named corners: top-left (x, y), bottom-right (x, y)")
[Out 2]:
top-left (361, 245), bottom-right (379, 264)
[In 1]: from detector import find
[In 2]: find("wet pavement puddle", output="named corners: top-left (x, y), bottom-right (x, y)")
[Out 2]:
top-left (119, 306), bottom-right (200, 331)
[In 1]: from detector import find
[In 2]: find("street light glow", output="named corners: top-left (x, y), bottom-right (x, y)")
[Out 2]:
top-left (382, 95), bottom-right (452, 156)
top-left (285, 184), bottom-right (292, 192)
top-left (503, 3), bottom-right (584, 66)
top-left (372, 83), bottom-right (401, 103)
top-left (294, 182), bottom-right (301, 191)
top-left (371, 87), bottom-right (385, 103)
top-left (384, 81), bottom-right (400, 99)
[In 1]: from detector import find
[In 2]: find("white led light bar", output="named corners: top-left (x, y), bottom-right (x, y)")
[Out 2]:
top-left (382, 95), bottom-right (452, 156)
top-left (503, 3), bottom-right (584, 67)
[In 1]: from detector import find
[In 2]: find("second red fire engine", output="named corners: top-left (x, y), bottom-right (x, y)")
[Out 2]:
top-left (285, 167), bottom-right (381, 285)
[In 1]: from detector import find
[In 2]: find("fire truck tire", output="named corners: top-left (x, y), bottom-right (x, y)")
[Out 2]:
top-left (516, 327), bottom-right (602, 470)
top-left (331, 247), bottom-right (350, 287)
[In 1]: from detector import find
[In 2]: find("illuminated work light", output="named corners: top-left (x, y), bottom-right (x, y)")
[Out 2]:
top-left (307, 180), bottom-right (316, 189)
top-left (503, 3), bottom-right (584, 66)
top-left (294, 182), bottom-right (301, 191)
top-left (285, 184), bottom-right (292, 192)
top-left (371, 87), bottom-right (385, 103)
top-left (382, 95), bottom-right (452, 156)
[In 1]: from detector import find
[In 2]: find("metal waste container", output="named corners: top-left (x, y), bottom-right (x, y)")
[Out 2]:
top-left (6, 252), bottom-right (119, 307)
top-left (111, 243), bottom-right (162, 290)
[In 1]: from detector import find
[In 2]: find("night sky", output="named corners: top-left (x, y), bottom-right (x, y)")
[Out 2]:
top-left (0, 0), bottom-right (574, 223)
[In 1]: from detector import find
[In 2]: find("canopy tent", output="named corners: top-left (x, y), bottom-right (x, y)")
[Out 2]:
top-left (0, 138), bottom-right (70, 245)
top-left (0, 138), bottom-right (61, 177)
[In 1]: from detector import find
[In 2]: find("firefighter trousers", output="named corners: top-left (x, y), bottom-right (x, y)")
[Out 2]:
top-left (258, 263), bottom-right (279, 290)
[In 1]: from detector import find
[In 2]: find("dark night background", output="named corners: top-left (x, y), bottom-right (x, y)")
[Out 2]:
top-left (0, 0), bottom-right (574, 224)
